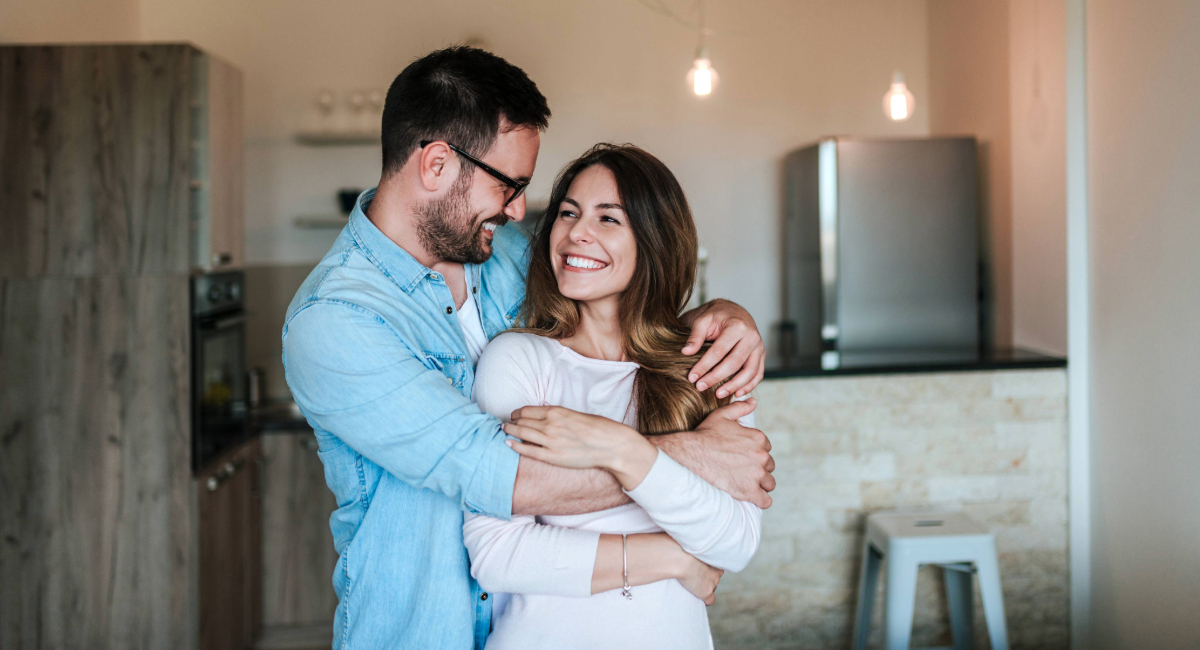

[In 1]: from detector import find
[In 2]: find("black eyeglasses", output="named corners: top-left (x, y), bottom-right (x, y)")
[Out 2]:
top-left (420, 140), bottom-right (529, 207)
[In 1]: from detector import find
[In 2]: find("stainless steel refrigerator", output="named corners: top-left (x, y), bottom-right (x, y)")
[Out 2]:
top-left (782, 137), bottom-right (981, 366)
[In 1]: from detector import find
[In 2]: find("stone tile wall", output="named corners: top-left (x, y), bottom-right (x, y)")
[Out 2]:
top-left (709, 369), bottom-right (1069, 649)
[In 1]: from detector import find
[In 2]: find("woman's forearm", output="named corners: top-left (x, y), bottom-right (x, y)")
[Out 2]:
top-left (590, 532), bottom-right (684, 594)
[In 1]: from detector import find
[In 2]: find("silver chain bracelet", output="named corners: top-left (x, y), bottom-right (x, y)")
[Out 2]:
top-left (621, 534), bottom-right (633, 600)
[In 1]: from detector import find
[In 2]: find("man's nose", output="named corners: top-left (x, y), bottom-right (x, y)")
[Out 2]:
top-left (504, 193), bottom-right (526, 222)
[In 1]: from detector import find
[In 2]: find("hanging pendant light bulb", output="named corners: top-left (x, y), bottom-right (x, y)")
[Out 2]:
top-left (685, 0), bottom-right (718, 97)
top-left (687, 45), bottom-right (719, 96)
top-left (883, 70), bottom-right (915, 121)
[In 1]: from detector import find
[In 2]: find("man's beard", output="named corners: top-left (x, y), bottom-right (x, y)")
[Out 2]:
top-left (415, 172), bottom-right (499, 265)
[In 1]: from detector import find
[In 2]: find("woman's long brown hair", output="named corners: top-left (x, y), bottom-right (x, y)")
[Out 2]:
top-left (519, 143), bottom-right (729, 434)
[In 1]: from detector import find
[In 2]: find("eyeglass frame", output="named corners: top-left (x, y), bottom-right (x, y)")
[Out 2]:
top-left (419, 140), bottom-right (529, 207)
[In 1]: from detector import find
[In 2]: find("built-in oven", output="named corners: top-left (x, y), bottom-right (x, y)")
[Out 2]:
top-left (191, 271), bottom-right (250, 473)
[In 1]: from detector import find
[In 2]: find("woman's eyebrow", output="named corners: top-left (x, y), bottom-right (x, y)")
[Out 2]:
top-left (595, 202), bottom-right (625, 211)
top-left (563, 197), bottom-right (581, 208)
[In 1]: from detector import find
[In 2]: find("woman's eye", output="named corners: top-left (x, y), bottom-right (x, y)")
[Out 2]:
top-left (600, 215), bottom-right (620, 224)
top-left (558, 210), bottom-right (577, 219)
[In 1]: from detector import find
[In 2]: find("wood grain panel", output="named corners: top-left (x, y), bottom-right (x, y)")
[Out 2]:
top-left (0, 45), bottom-right (193, 278)
top-left (199, 439), bottom-right (262, 650)
top-left (259, 435), bottom-right (338, 627)
top-left (203, 52), bottom-right (245, 271)
top-left (0, 276), bottom-right (195, 650)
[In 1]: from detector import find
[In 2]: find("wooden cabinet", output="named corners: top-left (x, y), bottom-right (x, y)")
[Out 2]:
top-left (0, 44), bottom-right (244, 278)
top-left (190, 50), bottom-right (245, 271)
top-left (199, 439), bottom-right (262, 650)
top-left (0, 44), bottom-right (248, 650)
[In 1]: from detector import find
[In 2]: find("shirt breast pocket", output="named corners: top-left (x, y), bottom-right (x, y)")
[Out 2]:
top-left (422, 351), bottom-right (469, 392)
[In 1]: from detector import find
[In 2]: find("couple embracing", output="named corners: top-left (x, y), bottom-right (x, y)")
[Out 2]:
top-left (283, 46), bottom-right (776, 650)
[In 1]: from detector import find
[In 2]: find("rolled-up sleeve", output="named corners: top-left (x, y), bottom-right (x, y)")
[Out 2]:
top-left (282, 300), bottom-right (519, 519)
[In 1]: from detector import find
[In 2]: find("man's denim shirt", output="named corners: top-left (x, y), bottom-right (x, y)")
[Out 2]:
top-left (282, 189), bottom-right (528, 650)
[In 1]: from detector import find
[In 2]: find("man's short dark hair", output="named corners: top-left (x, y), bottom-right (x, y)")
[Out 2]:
top-left (380, 46), bottom-right (551, 176)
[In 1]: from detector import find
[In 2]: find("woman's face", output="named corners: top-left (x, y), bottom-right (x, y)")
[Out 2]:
top-left (549, 165), bottom-right (638, 305)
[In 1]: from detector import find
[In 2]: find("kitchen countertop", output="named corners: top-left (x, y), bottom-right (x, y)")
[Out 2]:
top-left (250, 400), bottom-right (311, 434)
top-left (764, 347), bottom-right (1066, 379)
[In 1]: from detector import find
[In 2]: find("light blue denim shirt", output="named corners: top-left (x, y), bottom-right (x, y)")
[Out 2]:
top-left (282, 188), bottom-right (528, 650)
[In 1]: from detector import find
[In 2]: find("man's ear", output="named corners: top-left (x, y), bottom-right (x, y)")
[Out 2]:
top-left (417, 142), bottom-right (455, 193)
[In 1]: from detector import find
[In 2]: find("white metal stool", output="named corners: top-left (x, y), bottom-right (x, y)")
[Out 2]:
top-left (851, 511), bottom-right (1009, 650)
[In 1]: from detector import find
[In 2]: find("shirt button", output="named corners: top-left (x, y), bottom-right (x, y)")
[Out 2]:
top-left (472, 286), bottom-right (478, 294)
top-left (446, 306), bottom-right (453, 315)
top-left (481, 593), bottom-right (488, 601)
top-left (446, 376), bottom-right (453, 385)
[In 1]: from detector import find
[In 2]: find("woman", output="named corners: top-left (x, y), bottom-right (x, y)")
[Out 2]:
top-left (462, 144), bottom-right (761, 649)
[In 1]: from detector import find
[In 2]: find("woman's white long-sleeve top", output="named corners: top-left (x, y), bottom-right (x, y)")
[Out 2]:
top-left (461, 332), bottom-right (762, 650)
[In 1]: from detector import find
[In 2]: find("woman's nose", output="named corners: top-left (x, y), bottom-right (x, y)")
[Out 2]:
top-left (569, 219), bottom-right (593, 243)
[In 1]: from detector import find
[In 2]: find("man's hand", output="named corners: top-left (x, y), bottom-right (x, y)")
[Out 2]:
top-left (653, 399), bottom-right (776, 508)
top-left (680, 299), bottom-right (765, 399)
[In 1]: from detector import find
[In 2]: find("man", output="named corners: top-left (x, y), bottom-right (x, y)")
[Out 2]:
top-left (283, 47), bottom-right (774, 650)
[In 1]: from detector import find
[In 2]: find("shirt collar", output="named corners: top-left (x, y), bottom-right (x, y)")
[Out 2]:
top-left (348, 187), bottom-right (438, 293)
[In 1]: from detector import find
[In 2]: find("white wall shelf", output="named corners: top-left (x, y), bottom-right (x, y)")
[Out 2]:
top-left (293, 131), bottom-right (379, 146)
top-left (294, 216), bottom-right (349, 229)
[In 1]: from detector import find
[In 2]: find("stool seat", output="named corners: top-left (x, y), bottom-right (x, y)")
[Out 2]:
top-left (852, 511), bottom-right (1009, 650)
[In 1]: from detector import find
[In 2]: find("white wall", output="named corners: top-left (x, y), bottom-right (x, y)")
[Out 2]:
top-left (1010, 0), bottom-right (1067, 356)
top-left (927, 0), bottom-right (1014, 348)
top-left (128, 0), bottom-right (931, 354)
top-left (1087, 1), bottom-right (1200, 648)
top-left (0, 0), bottom-right (139, 42)
top-left (926, 0), bottom-right (1068, 355)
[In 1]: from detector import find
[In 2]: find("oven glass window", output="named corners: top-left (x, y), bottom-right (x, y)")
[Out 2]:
top-left (196, 321), bottom-right (247, 468)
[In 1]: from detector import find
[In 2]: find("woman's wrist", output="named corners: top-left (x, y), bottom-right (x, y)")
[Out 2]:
top-left (607, 429), bottom-right (659, 491)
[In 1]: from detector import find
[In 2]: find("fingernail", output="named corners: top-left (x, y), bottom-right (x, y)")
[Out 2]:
top-left (697, 382), bottom-right (707, 392)
top-left (505, 440), bottom-right (513, 448)
top-left (716, 389), bottom-right (727, 398)
top-left (688, 373), bottom-right (698, 382)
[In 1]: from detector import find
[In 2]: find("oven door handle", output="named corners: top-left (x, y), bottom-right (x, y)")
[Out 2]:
top-left (200, 314), bottom-right (245, 331)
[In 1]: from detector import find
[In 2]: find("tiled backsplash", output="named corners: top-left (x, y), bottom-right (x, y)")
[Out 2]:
top-left (244, 264), bottom-right (314, 402)
top-left (711, 369), bottom-right (1069, 649)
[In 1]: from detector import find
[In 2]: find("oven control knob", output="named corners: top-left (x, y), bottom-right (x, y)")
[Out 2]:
top-left (208, 285), bottom-right (223, 302)
top-left (226, 283), bottom-right (241, 301)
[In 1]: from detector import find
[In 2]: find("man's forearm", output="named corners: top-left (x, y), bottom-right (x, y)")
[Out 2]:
top-left (511, 456), bottom-right (631, 516)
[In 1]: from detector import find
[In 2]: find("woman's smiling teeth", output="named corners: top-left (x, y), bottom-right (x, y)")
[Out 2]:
top-left (565, 255), bottom-right (608, 270)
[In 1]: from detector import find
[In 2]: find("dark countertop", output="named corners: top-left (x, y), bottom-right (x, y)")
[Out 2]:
top-left (764, 347), bottom-right (1066, 379)
top-left (250, 399), bottom-right (312, 434)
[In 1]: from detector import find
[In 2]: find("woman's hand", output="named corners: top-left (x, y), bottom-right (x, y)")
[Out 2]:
top-left (504, 406), bottom-right (659, 489)
top-left (676, 554), bottom-right (724, 606)
top-left (680, 299), bottom-right (765, 399)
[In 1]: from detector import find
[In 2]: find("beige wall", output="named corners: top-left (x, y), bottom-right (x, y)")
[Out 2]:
top-left (131, 0), bottom-right (931, 357)
top-left (927, 0), bottom-right (1069, 356)
top-left (1010, 0), bottom-right (1067, 356)
top-left (1087, 1), bottom-right (1200, 648)
top-left (927, 0), bottom-right (1014, 349)
top-left (0, 0), bottom-right (140, 42)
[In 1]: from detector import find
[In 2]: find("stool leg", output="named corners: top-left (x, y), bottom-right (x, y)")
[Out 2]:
top-left (975, 546), bottom-right (1010, 650)
top-left (944, 565), bottom-right (974, 650)
top-left (883, 551), bottom-right (919, 650)
top-left (851, 543), bottom-right (883, 650)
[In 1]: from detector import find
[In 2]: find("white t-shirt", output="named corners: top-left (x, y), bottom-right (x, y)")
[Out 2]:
top-left (461, 332), bottom-right (762, 650)
top-left (455, 285), bottom-right (489, 365)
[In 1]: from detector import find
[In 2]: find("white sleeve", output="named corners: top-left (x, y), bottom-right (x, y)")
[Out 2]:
top-left (463, 512), bottom-right (600, 597)
top-left (472, 332), bottom-right (548, 422)
top-left (463, 333), bottom-right (600, 597)
top-left (624, 450), bottom-right (762, 572)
